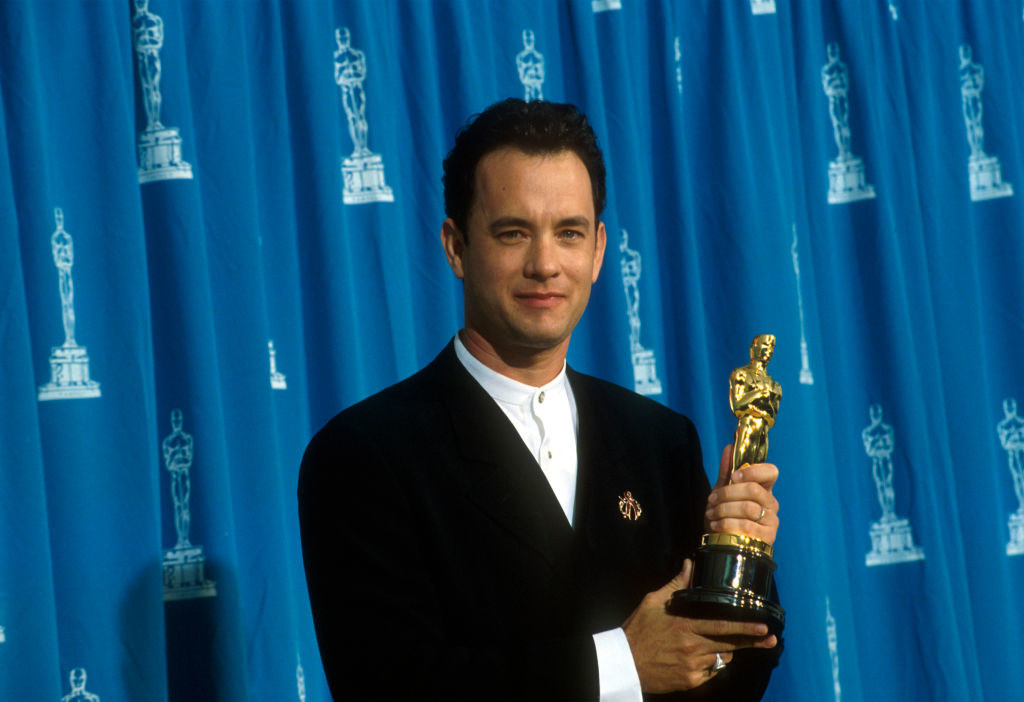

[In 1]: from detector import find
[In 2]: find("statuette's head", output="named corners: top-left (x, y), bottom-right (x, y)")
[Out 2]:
top-left (523, 29), bottom-right (535, 49)
top-left (170, 408), bottom-right (183, 431)
top-left (826, 42), bottom-right (839, 63)
top-left (959, 44), bottom-right (972, 66)
top-left (750, 334), bottom-right (775, 363)
top-left (1004, 397), bottom-right (1017, 418)
top-left (69, 668), bottom-right (87, 692)
top-left (868, 403), bottom-right (883, 424)
top-left (336, 27), bottom-right (351, 50)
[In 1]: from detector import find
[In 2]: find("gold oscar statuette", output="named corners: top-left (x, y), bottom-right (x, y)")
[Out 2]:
top-left (668, 334), bottom-right (785, 635)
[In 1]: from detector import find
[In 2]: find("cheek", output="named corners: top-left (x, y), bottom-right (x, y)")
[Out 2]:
top-left (464, 261), bottom-right (510, 302)
top-left (475, 255), bottom-right (521, 287)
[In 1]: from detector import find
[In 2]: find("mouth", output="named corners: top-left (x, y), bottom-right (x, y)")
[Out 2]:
top-left (515, 292), bottom-right (566, 309)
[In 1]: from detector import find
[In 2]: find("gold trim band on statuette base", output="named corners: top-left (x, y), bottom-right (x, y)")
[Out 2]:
top-left (702, 532), bottom-right (774, 558)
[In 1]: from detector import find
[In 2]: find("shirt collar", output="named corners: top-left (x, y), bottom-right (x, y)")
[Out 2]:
top-left (453, 333), bottom-right (568, 407)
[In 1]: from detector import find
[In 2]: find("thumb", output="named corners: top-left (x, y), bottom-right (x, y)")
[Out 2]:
top-left (660, 558), bottom-right (693, 594)
top-left (716, 444), bottom-right (734, 489)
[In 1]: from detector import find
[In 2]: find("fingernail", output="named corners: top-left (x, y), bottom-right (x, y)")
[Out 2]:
top-left (707, 492), bottom-right (718, 505)
top-left (709, 520), bottom-right (720, 531)
top-left (733, 471), bottom-right (744, 481)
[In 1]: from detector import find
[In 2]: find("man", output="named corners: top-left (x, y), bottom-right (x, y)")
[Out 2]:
top-left (299, 98), bottom-right (782, 700)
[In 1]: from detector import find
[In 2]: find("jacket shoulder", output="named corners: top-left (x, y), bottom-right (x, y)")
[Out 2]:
top-left (568, 369), bottom-right (697, 438)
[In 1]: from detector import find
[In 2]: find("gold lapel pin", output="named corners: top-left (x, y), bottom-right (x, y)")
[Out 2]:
top-left (618, 491), bottom-right (642, 521)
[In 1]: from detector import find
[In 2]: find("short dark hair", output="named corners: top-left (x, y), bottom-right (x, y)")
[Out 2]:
top-left (442, 98), bottom-right (606, 237)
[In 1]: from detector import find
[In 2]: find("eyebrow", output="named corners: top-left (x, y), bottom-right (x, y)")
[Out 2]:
top-left (488, 215), bottom-right (592, 231)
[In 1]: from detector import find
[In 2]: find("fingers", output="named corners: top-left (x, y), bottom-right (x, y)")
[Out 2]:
top-left (676, 616), bottom-right (778, 652)
top-left (733, 462), bottom-right (779, 490)
top-left (626, 581), bottom-right (779, 694)
top-left (685, 617), bottom-right (772, 641)
top-left (705, 489), bottom-right (779, 528)
top-left (706, 508), bottom-right (778, 544)
top-left (706, 457), bottom-right (780, 542)
top-left (705, 632), bottom-right (779, 651)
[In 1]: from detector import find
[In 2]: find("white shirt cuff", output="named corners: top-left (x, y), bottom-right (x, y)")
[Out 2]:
top-left (593, 628), bottom-right (643, 702)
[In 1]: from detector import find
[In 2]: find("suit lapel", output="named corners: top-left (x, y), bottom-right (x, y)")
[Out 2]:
top-left (571, 369), bottom-right (627, 532)
top-left (430, 344), bottom-right (576, 571)
top-left (570, 369), bottom-right (652, 559)
top-left (569, 369), bottom-right (669, 629)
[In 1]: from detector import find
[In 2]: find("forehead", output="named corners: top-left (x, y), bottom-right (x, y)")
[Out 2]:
top-left (471, 148), bottom-right (594, 218)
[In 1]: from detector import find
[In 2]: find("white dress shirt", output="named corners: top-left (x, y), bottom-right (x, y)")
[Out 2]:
top-left (454, 335), bottom-right (643, 702)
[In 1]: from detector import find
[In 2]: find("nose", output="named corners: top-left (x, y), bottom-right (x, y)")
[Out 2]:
top-left (524, 234), bottom-right (559, 280)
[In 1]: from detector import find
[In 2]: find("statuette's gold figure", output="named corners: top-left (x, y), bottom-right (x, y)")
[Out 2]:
top-left (730, 334), bottom-right (782, 473)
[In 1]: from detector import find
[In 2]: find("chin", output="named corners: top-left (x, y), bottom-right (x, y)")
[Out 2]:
top-left (515, 332), bottom-right (571, 351)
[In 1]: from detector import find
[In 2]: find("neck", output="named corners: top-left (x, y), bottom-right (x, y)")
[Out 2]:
top-left (458, 328), bottom-right (567, 387)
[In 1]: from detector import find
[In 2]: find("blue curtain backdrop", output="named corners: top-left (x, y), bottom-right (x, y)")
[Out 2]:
top-left (2, 0), bottom-right (1023, 699)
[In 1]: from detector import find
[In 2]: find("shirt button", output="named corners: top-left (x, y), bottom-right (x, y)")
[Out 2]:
top-left (547, 450), bottom-right (553, 459)
top-left (538, 391), bottom-right (546, 403)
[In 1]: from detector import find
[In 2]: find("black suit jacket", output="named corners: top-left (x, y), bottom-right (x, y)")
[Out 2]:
top-left (299, 343), bottom-right (779, 700)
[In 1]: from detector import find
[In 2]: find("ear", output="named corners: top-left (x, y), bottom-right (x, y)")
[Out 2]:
top-left (591, 221), bottom-right (607, 283)
top-left (440, 218), bottom-right (466, 279)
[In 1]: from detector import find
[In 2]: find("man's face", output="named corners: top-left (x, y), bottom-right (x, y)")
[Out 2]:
top-left (441, 148), bottom-right (606, 359)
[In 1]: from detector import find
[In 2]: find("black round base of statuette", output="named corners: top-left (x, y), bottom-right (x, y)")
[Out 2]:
top-left (667, 533), bottom-right (785, 637)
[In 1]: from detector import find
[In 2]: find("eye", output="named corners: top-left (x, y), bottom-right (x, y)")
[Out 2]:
top-left (558, 229), bottom-right (585, 241)
top-left (497, 229), bottom-right (525, 241)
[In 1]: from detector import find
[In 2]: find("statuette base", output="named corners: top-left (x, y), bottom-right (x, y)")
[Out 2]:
top-left (631, 348), bottom-right (663, 396)
top-left (138, 127), bottom-right (193, 183)
top-left (668, 532), bottom-right (784, 636)
top-left (969, 155), bottom-right (1013, 201)
top-left (828, 157), bottom-right (876, 204)
top-left (1007, 511), bottom-right (1024, 556)
top-left (38, 345), bottom-right (101, 401)
top-left (865, 516), bottom-right (924, 566)
top-left (750, 0), bottom-right (776, 14)
top-left (163, 544), bottom-right (216, 601)
top-left (342, 152), bottom-right (394, 204)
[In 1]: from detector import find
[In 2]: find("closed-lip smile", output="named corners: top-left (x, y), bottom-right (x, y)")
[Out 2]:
top-left (515, 291), bottom-right (565, 308)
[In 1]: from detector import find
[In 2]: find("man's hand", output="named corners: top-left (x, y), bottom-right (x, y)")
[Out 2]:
top-left (622, 559), bottom-right (778, 693)
top-left (705, 445), bottom-right (779, 545)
